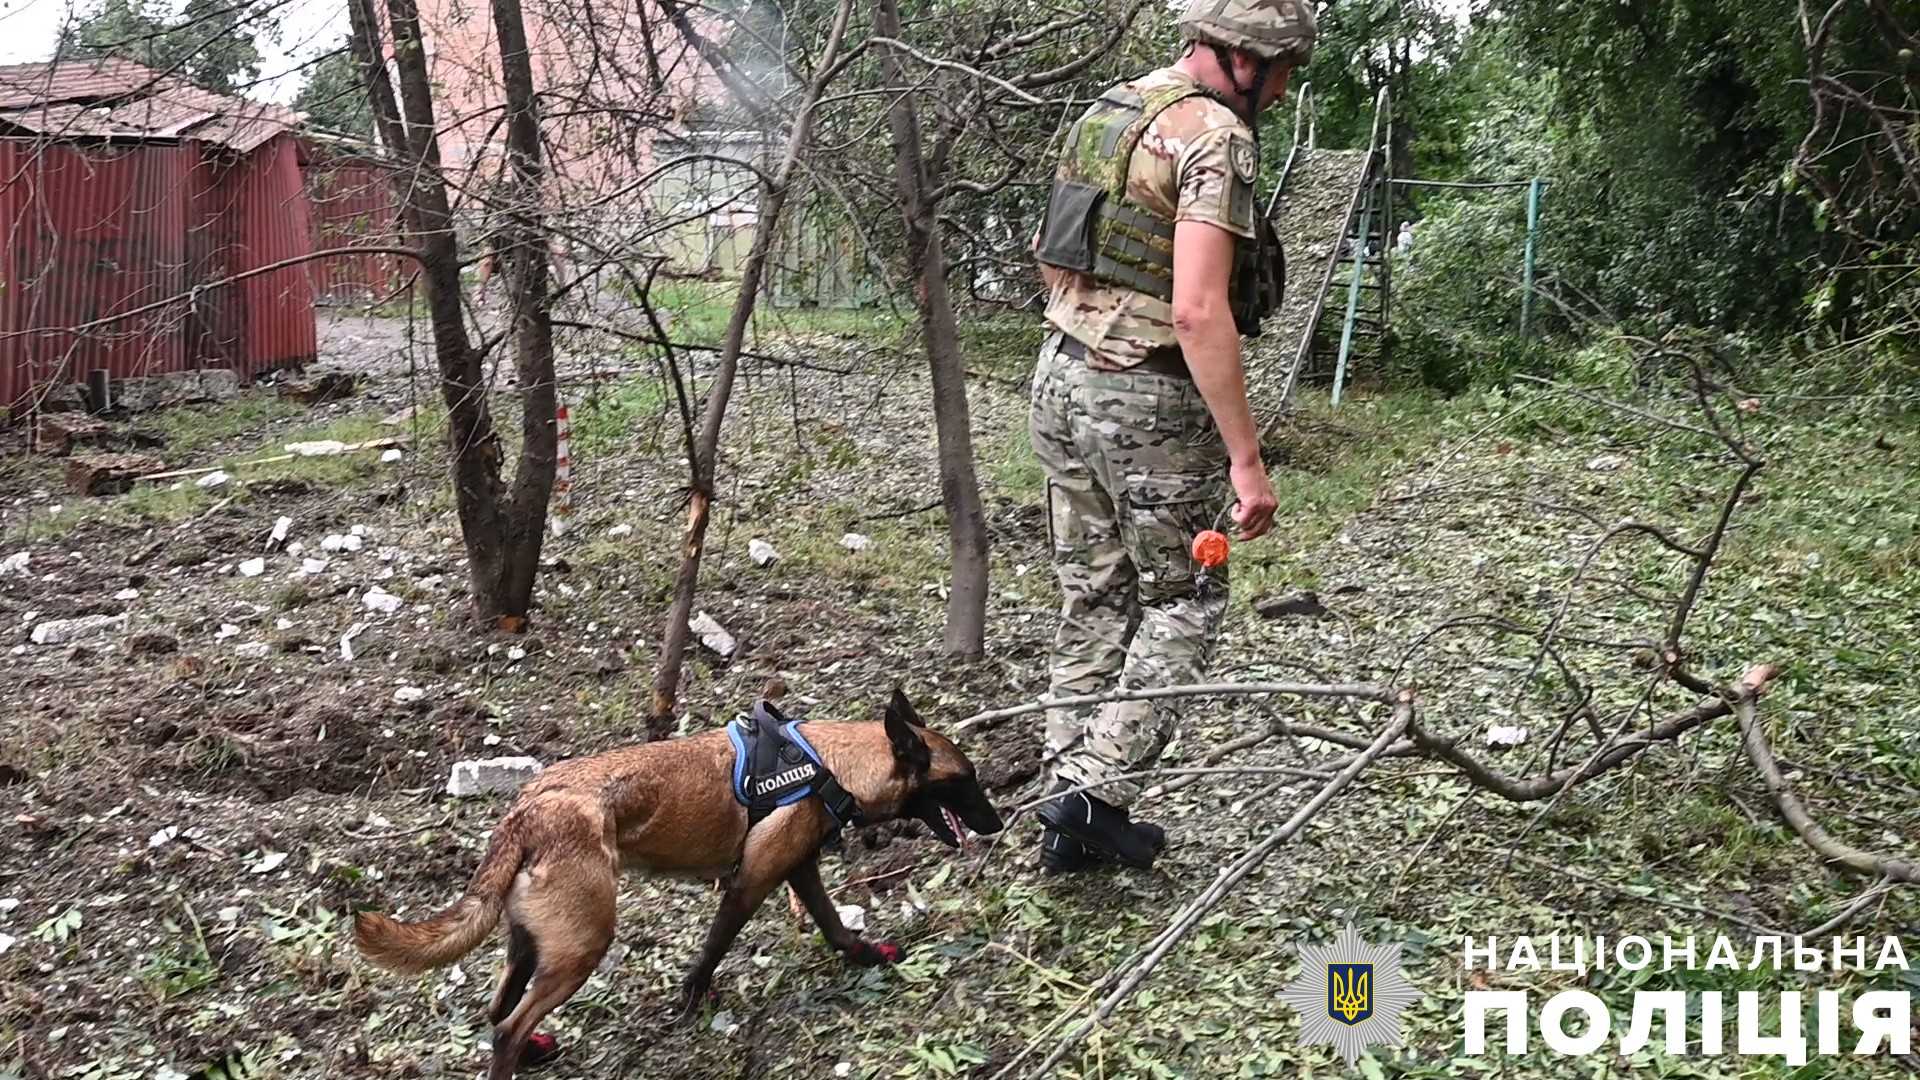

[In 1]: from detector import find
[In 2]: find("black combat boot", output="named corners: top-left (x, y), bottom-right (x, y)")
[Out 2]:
top-left (1036, 782), bottom-right (1167, 871)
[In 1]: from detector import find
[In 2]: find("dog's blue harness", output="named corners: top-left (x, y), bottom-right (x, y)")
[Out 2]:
top-left (727, 700), bottom-right (863, 833)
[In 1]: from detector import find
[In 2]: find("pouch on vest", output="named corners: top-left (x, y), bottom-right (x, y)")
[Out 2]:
top-left (1035, 180), bottom-right (1106, 273)
top-left (1233, 216), bottom-right (1287, 337)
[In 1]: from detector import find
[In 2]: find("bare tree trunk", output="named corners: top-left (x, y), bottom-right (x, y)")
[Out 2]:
top-left (490, 0), bottom-right (559, 618)
top-left (874, 0), bottom-right (989, 659)
top-left (347, 0), bottom-right (555, 628)
top-left (646, 0), bottom-right (857, 736)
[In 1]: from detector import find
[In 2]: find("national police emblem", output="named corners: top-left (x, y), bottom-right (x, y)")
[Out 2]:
top-left (1279, 924), bottom-right (1421, 1067)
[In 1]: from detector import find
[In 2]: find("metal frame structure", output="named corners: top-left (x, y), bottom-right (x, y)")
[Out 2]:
top-left (1262, 79), bottom-right (1552, 411)
top-left (1276, 85), bottom-right (1392, 409)
top-left (1391, 177), bottom-right (1549, 339)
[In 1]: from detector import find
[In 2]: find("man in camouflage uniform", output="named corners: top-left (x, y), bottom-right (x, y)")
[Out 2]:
top-left (1027, 0), bottom-right (1316, 872)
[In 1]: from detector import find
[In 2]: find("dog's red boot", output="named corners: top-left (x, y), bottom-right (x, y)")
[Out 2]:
top-left (519, 1033), bottom-right (563, 1070)
top-left (848, 940), bottom-right (906, 966)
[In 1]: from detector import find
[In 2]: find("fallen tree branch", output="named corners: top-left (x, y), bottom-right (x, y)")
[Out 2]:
top-left (1798, 877), bottom-right (1900, 939)
top-left (1009, 765), bottom-right (1341, 812)
top-left (1734, 696), bottom-right (1920, 884)
top-left (954, 680), bottom-right (1395, 732)
top-left (1409, 664), bottom-right (1781, 802)
top-left (137, 437), bottom-right (410, 482)
top-left (1505, 851), bottom-right (1784, 937)
top-left (1016, 699), bottom-right (1415, 1080)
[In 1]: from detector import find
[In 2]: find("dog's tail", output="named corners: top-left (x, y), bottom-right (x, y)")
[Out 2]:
top-left (353, 823), bottom-right (527, 974)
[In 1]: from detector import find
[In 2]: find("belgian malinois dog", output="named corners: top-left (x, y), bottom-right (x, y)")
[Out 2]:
top-left (353, 689), bottom-right (1003, 1080)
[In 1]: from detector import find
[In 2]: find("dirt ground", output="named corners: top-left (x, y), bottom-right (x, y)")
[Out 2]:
top-left (2, 326), bottom-right (1916, 1079)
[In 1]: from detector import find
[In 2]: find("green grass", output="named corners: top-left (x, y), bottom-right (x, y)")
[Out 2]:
top-left (984, 422), bottom-right (1045, 500)
top-left (641, 279), bottom-right (911, 346)
top-left (11, 399), bottom-right (446, 542)
top-left (570, 376), bottom-right (665, 458)
top-left (1231, 387), bottom-right (1452, 600)
top-left (144, 397), bottom-right (305, 455)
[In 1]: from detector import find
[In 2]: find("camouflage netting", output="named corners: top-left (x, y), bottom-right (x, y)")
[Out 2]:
top-left (1245, 147), bottom-right (1371, 423)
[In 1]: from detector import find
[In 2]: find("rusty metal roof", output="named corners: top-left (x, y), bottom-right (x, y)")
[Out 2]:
top-left (0, 58), bottom-right (299, 152)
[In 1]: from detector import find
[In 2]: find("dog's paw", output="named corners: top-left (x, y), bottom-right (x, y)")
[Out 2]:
top-left (847, 939), bottom-right (906, 966)
top-left (667, 983), bottom-right (718, 1026)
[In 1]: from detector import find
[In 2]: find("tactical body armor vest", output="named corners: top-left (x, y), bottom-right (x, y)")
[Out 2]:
top-left (1034, 80), bottom-right (1285, 338)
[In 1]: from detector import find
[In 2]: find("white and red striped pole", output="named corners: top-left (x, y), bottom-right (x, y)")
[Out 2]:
top-left (551, 402), bottom-right (573, 535)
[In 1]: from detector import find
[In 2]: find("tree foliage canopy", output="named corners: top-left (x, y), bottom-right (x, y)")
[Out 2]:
top-left (59, 0), bottom-right (275, 97)
top-left (292, 41), bottom-right (373, 138)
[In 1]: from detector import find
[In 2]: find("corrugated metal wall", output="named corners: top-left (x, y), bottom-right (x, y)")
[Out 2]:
top-left (0, 140), bottom-right (197, 410)
top-left (0, 134), bottom-right (318, 415)
top-left (301, 152), bottom-right (408, 303)
top-left (206, 137), bottom-right (318, 366)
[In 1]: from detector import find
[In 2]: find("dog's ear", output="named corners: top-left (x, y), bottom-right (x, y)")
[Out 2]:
top-left (887, 686), bottom-right (926, 729)
top-left (885, 699), bottom-right (931, 772)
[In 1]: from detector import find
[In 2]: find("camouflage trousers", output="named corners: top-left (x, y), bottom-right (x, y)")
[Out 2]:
top-left (1029, 331), bottom-right (1230, 808)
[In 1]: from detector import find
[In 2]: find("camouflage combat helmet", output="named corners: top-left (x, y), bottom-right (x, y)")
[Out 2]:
top-left (1178, 0), bottom-right (1318, 66)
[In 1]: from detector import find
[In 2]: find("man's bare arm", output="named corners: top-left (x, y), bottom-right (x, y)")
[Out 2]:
top-left (1171, 219), bottom-right (1276, 539)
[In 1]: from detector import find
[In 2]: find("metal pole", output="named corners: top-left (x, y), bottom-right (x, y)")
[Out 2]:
top-left (1380, 99), bottom-right (1393, 372)
top-left (1331, 163), bottom-right (1374, 410)
top-left (1520, 177), bottom-right (1541, 339)
top-left (1389, 178), bottom-right (1541, 190)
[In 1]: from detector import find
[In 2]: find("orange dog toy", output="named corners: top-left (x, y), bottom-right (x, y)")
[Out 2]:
top-left (1190, 529), bottom-right (1230, 569)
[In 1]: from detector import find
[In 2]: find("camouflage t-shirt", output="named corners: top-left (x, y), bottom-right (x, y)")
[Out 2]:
top-left (1042, 67), bottom-right (1257, 372)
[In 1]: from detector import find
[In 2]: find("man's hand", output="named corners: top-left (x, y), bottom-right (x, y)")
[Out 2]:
top-left (1229, 458), bottom-right (1277, 540)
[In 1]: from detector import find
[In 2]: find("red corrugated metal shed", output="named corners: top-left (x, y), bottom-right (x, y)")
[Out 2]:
top-left (300, 138), bottom-right (410, 303)
top-left (0, 58), bottom-right (317, 414)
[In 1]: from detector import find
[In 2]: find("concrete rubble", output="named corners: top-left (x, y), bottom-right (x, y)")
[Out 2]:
top-left (446, 756), bottom-right (545, 798)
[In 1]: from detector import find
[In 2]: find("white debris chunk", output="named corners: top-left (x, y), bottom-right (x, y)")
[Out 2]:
top-left (607, 524), bottom-right (633, 538)
top-left (840, 532), bottom-right (872, 553)
top-left (362, 587), bottom-right (404, 614)
top-left (214, 623), bottom-right (242, 641)
top-left (285, 440), bottom-right (346, 457)
top-left (748, 539), bottom-right (779, 567)
top-left (270, 516), bottom-right (293, 547)
top-left (689, 611), bottom-right (736, 658)
top-left (446, 756), bottom-right (544, 798)
top-left (340, 622), bottom-right (368, 661)
top-left (31, 613), bottom-right (129, 645)
top-left (1485, 725), bottom-right (1531, 748)
top-left (835, 904), bottom-right (866, 933)
top-left (380, 449), bottom-right (403, 464)
top-left (238, 557), bottom-right (267, 577)
top-left (249, 851), bottom-right (288, 874)
top-left (195, 471), bottom-right (230, 489)
top-left (0, 934), bottom-right (14, 956)
top-left (393, 686), bottom-right (426, 704)
top-left (321, 534), bottom-right (364, 553)
top-left (114, 588), bottom-right (140, 601)
top-left (0, 552), bottom-right (30, 577)
top-left (234, 642), bottom-right (271, 659)
top-left (301, 558), bottom-right (329, 576)
top-left (148, 826), bottom-right (180, 849)
top-left (1586, 454), bottom-right (1627, 472)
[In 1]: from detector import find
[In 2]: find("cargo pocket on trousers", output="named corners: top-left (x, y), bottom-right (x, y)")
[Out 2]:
top-left (1122, 471), bottom-right (1215, 599)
